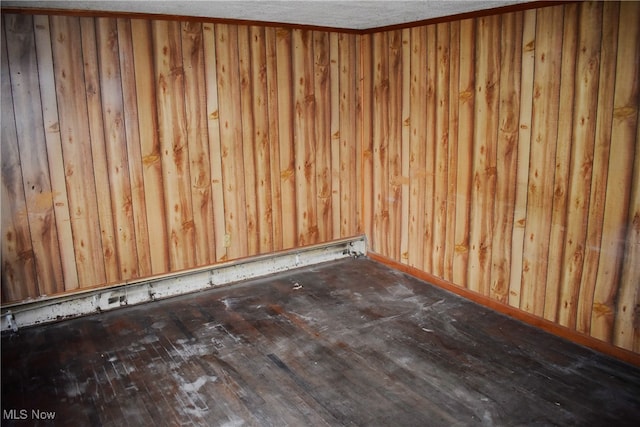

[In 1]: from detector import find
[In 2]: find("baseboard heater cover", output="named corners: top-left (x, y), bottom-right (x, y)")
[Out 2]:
top-left (1, 236), bottom-right (367, 332)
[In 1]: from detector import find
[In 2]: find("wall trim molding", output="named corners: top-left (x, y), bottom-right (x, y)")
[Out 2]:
top-left (367, 251), bottom-right (640, 368)
top-left (0, 236), bottom-right (367, 333)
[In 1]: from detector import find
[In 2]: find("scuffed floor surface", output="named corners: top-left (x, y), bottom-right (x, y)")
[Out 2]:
top-left (2, 258), bottom-right (640, 426)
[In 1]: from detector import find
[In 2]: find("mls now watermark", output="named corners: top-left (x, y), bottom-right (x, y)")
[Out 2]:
top-left (3, 409), bottom-right (56, 421)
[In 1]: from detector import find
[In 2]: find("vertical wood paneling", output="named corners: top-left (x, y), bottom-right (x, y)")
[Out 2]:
top-left (275, 28), bottom-right (297, 249)
top-left (1, 29), bottom-right (38, 301)
top-left (96, 17), bottom-right (139, 279)
top-left (2, 12), bottom-right (360, 302)
top-left (591, 2), bottom-right (638, 344)
top-left (423, 26), bottom-right (437, 274)
top-left (443, 22), bottom-right (460, 281)
top-left (314, 31), bottom-right (332, 243)
top-left (388, 30), bottom-right (403, 261)
top-left (558, 2), bottom-right (603, 329)
top-left (80, 17), bottom-right (118, 283)
top-left (362, 2), bottom-right (639, 353)
top-left (50, 15), bottom-right (106, 287)
top-left (509, 9), bottom-right (535, 308)
top-left (250, 26), bottom-right (274, 254)
top-left (519, 6), bottom-right (563, 316)
top-left (2, 2), bottom-right (639, 355)
top-left (264, 27), bottom-right (283, 251)
top-left (408, 26), bottom-right (427, 270)
top-left (5, 14), bottom-right (64, 295)
top-left (215, 23), bottom-right (248, 259)
top-left (577, 1), bottom-right (618, 334)
top-left (238, 25), bottom-right (259, 256)
top-left (491, 12), bottom-right (522, 304)
top-left (399, 28), bottom-right (412, 265)
top-left (292, 29), bottom-right (318, 246)
top-left (152, 20), bottom-right (196, 270)
top-left (623, 121), bottom-right (640, 352)
top-left (130, 19), bottom-right (170, 273)
top-left (360, 33), bottom-right (374, 244)
top-left (339, 33), bottom-right (358, 237)
top-left (452, 18), bottom-right (475, 287)
top-left (544, 3), bottom-right (577, 322)
top-left (330, 32), bottom-right (341, 240)
top-left (117, 18), bottom-right (152, 278)
top-left (468, 15), bottom-right (499, 296)
top-left (202, 23), bottom-right (228, 261)
top-left (182, 21), bottom-right (216, 265)
top-left (372, 31), bottom-right (389, 255)
top-left (432, 23), bottom-right (450, 278)
top-left (33, 15), bottom-right (79, 290)
top-left (354, 33), bottom-right (364, 236)
top-left (611, 1), bottom-right (640, 351)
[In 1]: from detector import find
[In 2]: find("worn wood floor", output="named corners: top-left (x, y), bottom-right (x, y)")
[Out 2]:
top-left (2, 258), bottom-right (640, 426)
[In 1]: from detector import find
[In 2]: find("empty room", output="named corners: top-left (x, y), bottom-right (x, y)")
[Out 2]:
top-left (1, 0), bottom-right (639, 425)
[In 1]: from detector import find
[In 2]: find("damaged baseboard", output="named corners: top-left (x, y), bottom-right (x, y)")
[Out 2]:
top-left (1, 236), bottom-right (367, 333)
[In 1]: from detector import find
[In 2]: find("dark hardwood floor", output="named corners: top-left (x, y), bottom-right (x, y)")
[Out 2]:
top-left (2, 257), bottom-right (640, 426)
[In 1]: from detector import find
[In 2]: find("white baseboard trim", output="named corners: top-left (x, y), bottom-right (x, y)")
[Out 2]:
top-left (1, 235), bottom-right (367, 332)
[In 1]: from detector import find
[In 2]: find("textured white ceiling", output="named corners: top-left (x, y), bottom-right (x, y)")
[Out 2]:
top-left (2, 0), bottom-right (532, 30)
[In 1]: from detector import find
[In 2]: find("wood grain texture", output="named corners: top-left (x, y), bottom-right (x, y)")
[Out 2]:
top-left (467, 14), bottom-right (499, 295)
top-left (452, 18), bottom-right (474, 287)
top-left (80, 17), bottom-right (118, 284)
top-left (96, 17), bottom-right (139, 279)
top-left (544, 3), bottom-right (577, 322)
top-left (314, 31), bottom-right (332, 243)
top-left (362, 2), bottom-right (640, 353)
top-left (612, 0), bottom-right (640, 351)
top-left (577, 1), bottom-right (618, 335)
top-left (432, 23), bottom-right (450, 278)
top-left (519, 6), bottom-right (563, 317)
top-left (275, 28), bottom-right (297, 249)
top-left (1, 28), bottom-right (38, 301)
top-left (215, 23), bottom-right (248, 260)
top-left (153, 19), bottom-right (197, 270)
top-left (388, 29), bottom-right (403, 261)
top-left (1, 2), bottom-right (639, 355)
top-left (443, 22), bottom-right (459, 282)
top-left (33, 15), bottom-right (79, 291)
top-left (238, 25), bottom-right (260, 256)
top-left (265, 27), bottom-right (284, 251)
top-left (557, 2), bottom-right (602, 329)
top-left (399, 28), bottom-right (412, 266)
top-left (250, 26), bottom-right (275, 254)
top-left (339, 33), bottom-right (358, 238)
top-left (181, 21), bottom-right (216, 265)
top-left (360, 33), bottom-right (374, 246)
top-left (372, 31), bottom-right (389, 256)
top-left (407, 26), bottom-right (427, 271)
top-left (4, 14), bottom-right (64, 296)
top-left (131, 18), bottom-right (170, 274)
top-left (592, 1), bottom-right (639, 345)
top-left (1, 14), bottom-right (359, 303)
top-left (117, 18), bottom-right (152, 278)
top-left (491, 12), bottom-right (521, 304)
top-left (292, 29), bottom-right (318, 246)
top-left (202, 23), bottom-right (228, 261)
top-left (509, 9), bottom-right (535, 308)
top-left (423, 25), bottom-right (436, 274)
top-left (50, 15), bottom-right (107, 288)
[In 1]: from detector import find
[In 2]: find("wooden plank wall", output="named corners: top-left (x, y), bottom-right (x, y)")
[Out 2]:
top-left (1, 14), bottom-right (361, 302)
top-left (363, 1), bottom-right (640, 352)
top-left (2, 1), bottom-right (639, 355)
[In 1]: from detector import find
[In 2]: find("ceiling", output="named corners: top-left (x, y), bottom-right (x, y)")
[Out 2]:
top-left (2, 0), bottom-right (533, 30)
